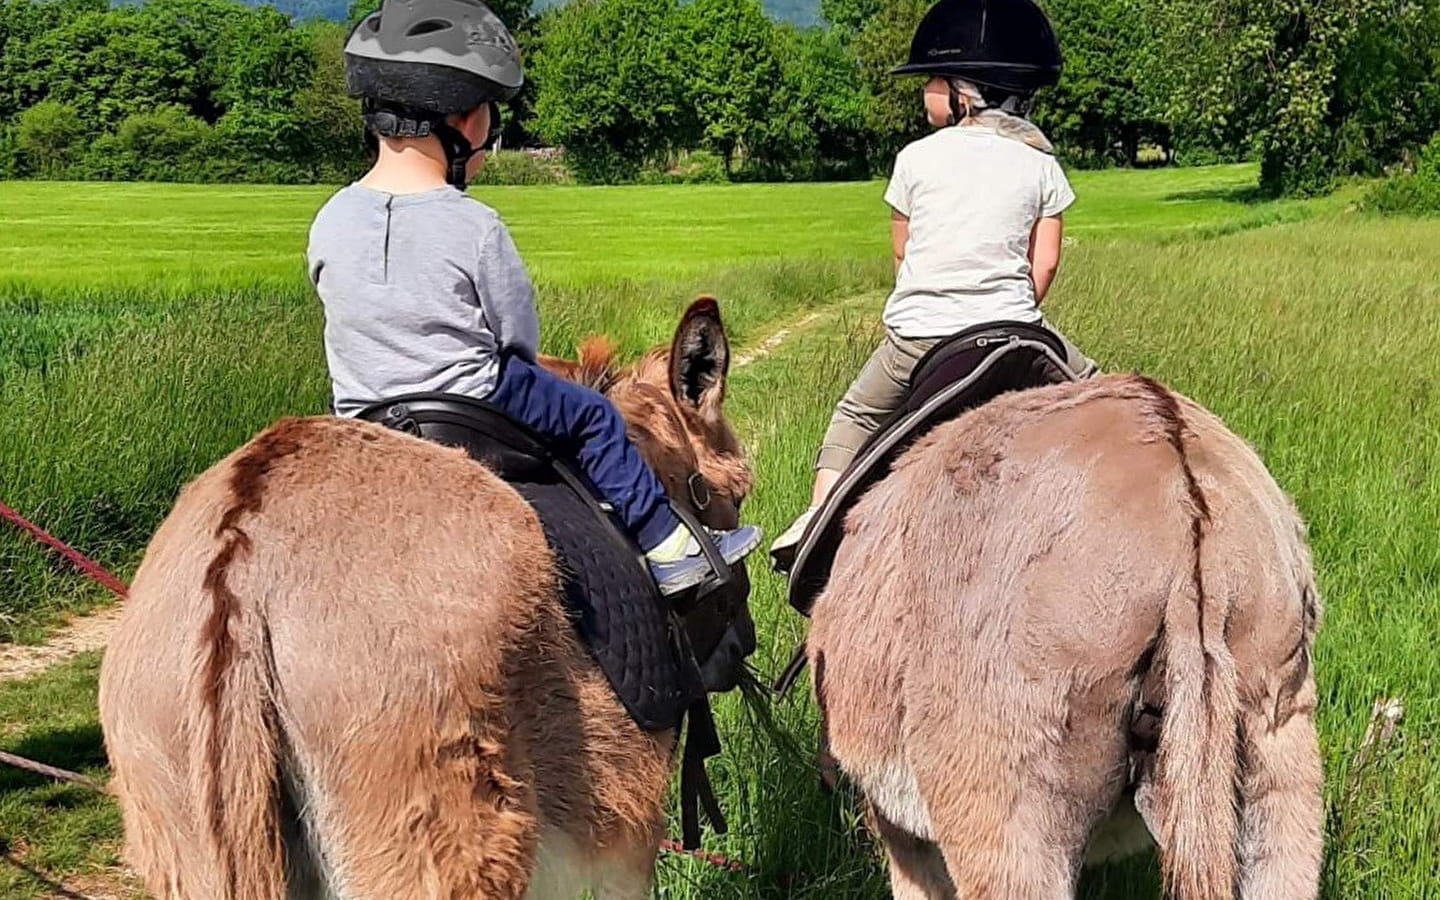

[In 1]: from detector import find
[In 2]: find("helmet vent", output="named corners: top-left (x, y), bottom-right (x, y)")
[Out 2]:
top-left (406, 18), bottom-right (453, 36)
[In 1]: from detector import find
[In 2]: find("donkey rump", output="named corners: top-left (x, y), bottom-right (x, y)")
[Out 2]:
top-left (360, 392), bottom-right (703, 732)
top-left (784, 320), bottom-right (1079, 615)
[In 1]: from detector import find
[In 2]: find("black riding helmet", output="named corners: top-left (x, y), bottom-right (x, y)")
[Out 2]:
top-left (345, 0), bottom-right (525, 188)
top-left (893, 0), bottom-right (1061, 118)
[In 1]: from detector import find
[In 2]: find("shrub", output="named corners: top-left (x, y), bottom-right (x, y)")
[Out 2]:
top-left (16, 100), bottom-right (86, 178)
top-left (81, 105), bottom-right (212, 181)
top-left (673, 149), bottom-right (729, 184)
top-left (470, 150), bottom-right (573, 186)
top-left (1364, 134), bottom-right (1440, 215)
top-left (632, 150), bottom-right (730, 184)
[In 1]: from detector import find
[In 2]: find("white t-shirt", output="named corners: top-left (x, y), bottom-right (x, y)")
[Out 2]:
top-left (882, 125), bottom-right (1076, 339)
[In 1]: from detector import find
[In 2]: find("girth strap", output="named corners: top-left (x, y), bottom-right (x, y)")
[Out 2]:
top-left (680, 697), bottom-right (726, 849)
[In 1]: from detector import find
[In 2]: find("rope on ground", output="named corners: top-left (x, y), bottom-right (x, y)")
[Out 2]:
top-left (0, 496), bottom-right (748, 873)
top-left (0, 749), bottom-right (111, 794)
top-left (659, 839), bottom-right (746, 872)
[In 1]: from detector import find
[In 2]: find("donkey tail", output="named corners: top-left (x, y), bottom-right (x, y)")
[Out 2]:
top-left (185, 428), bottom-right (306, 900)
top-left (1140, 377), bottom-right (1240, 900)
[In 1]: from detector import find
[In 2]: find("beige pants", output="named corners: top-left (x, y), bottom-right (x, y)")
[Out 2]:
top-left (815, 321), bottom-right (1097, 473)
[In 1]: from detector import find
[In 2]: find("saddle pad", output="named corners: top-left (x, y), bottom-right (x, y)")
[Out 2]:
top-left (785, 322), bottom-right (1077, 615)
top-left (358, 395), bottom-right (702, 733)
top-left (513, 474), bottom-right (702, 733)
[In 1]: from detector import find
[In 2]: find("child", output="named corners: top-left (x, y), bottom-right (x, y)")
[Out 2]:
top-left (312, 0), bottom-right (760, 595)
top-left (772, 0), bottom-right (1096, 561)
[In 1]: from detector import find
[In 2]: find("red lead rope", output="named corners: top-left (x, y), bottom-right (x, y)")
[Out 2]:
top-left (0, 497), bottom-right (746, 873)
top-left (0, 501), bottom-right (128, 599)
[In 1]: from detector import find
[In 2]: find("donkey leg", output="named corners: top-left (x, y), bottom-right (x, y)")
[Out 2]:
top-left (277, 687), bottom-right (541, 900)
top-left (589, 842), bottom-right (660, 900)
top-left (929, 701), bottom-right (1128, 899)
top-left (937, 805), bottom-right (1080, 900)
top-left (523, 829), bottom-right (657, 900)
top-left (109, 764), bottom-right (220, 900)
top-left (870, 807), bottom-right (956, 900)
top-left (1236, 702), bottom-right (1323, 900)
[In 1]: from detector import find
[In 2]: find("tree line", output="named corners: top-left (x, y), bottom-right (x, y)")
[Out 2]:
top-left (2, 0), bottom-right (1437, 194)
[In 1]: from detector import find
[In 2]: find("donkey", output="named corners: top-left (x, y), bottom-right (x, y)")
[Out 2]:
top-left (98, 298), bottom-right (756, 900)
top-left (808, 374), bottom-right (1322, 900)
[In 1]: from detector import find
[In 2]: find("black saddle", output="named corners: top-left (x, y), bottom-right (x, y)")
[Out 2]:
top-left (357, 393), bottom-right (703, 733)
top-left (783, 321), bottom-right (1079, 617)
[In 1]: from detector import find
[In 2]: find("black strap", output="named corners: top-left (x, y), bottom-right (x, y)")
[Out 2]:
top-left (680, 697), bottom-right (726, 849)
top-left (667, 501), bottom-right (736, 618)
top-left (431, 121), bottom-right (481, 189)
top-left (362, 108), bottom-right (436, 139)
top-left (674, 502), bottom-right (732, 589)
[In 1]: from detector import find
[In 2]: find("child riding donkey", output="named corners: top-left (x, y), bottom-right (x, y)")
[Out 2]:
top-left (310, 0), bottom-right (761, 594)
top-left (772, 0), bottom-right (1096, 563)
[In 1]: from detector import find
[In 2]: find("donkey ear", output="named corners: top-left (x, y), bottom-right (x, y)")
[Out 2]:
top-left (669, 296), bottom-right (730, 411)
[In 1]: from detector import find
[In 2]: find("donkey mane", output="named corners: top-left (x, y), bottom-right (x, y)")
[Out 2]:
top-left (542, 333), bottom-right (754, 505)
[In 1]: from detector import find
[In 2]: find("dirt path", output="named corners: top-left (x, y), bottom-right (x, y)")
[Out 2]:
top-left (734, 311), bottom-right (823, 368)
top-left (0, 295), bottom-right (873, 686)
top-left (0, 606), bottom-right (124, 683)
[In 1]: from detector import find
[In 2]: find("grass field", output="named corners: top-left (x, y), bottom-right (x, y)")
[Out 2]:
top-left (1, 166), bottom-right (1436, 898)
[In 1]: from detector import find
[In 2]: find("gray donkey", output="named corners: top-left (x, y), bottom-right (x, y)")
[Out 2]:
top-left (808, 374), bottom-right (1322, 899)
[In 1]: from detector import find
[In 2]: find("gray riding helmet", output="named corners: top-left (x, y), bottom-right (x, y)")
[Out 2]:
top-left (345, 0), bottom-right (524, 114)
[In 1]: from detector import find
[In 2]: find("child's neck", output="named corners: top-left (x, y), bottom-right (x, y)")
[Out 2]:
top-left (358, 140), bottom-right (453, 195)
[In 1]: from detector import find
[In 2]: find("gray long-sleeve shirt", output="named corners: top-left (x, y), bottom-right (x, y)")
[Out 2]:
top-left (307, 183), bottom-right (540, 417)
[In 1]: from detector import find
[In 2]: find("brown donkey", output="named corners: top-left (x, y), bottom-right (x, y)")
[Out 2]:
top-left (809, 374), bottom-right (1322, 900)
top-left (99, 299), bottom-right (756, 899)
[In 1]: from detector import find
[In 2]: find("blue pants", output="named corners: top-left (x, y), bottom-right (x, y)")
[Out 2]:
top-left (489, 354), bottom-right (680, 551)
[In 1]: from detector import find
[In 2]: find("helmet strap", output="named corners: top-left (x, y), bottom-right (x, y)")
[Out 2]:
top-left (946, 83), bottom-right (965, 127)
top-left (431, 121), bottom-right (481, 190)
top-left (362, 101), bottom-right (436, 139)
top-left (998, 93), bottom-right (1035, 117)
top-left (361, 99), bottom-right (480, 190)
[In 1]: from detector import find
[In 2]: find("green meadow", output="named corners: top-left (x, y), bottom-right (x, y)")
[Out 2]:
top-left (1, 167), bottom-right (1436, 898)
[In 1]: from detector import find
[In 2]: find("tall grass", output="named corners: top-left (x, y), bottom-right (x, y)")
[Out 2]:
top-left (661, 215), bottom-right (1440, 898)
top-left (0, 175), bottom-right (1433, 897)
top-left (0, 256), bottom-right (889, 640)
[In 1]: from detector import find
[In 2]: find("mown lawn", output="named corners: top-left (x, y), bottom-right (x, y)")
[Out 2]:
top-left (1, 168), bottom-right (1435, 898)
top-left (0, 164), bottom-right (1355, 291)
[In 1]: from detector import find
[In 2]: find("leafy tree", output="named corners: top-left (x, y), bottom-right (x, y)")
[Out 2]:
top-left (1033, 0), bottom-right (1169, 167)
top-left (1329, 0), bottom-right (1440, 177)
top-left (0, 0), bottom-right (108, 123)
top-left (30, 7), bottom-right (201, 131)
top-left (210, 8), bottom-right (317, 157)
top-left (674, 0), bottom-right (782, 173)
top-left (0, 125), bottom-right (20, 178)
top-left (532, 0), bottom-right (688, 182)
top-left (16, 100), bottom-right (86, 176)
top-left (84, 104), bottom-right (212, 180)
top-left (821, 0), bottom-right (883, 32)
top-left (293, 21), bottom-right (366, 177)
top-left (851, 0), bottom-right (930, 167)
top-left (1147, 0), bottom-right (1440, 194)
top-left (752, 25), bottom-right (870, 178)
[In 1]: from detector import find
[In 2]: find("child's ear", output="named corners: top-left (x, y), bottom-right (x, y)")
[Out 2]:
top-left (449, 106), bottom-right (483, 142)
